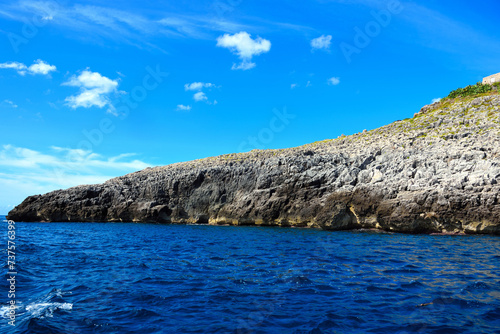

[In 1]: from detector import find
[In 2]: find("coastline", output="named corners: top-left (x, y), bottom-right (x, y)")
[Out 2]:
top-left (8, 94), bottom-right (500, 235)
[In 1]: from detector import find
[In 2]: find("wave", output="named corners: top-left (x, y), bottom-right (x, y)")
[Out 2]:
top-left (26, 302), bottom-right (73, 318)
top-left (1, 302), bottom-right (72, 320)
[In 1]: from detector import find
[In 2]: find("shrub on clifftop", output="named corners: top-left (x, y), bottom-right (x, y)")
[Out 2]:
top-left (446, 82), bottom-right (492, 99)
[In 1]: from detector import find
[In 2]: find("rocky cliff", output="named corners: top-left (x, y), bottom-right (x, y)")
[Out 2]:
top-left (8, 94), bottom-right (500, 234)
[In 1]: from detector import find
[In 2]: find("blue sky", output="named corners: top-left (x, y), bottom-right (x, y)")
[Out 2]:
top-left (1, 0), bottom-right (499, 214)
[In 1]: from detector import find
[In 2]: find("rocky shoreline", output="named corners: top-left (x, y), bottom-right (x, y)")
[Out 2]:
top-left (8, 94), bottom-right (500, 234)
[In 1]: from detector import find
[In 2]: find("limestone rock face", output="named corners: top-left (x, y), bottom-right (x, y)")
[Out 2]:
top-left (8, 95), bottom-right (500, 234)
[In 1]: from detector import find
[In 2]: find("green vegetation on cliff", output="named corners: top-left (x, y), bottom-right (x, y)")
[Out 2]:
top-left (445, 82), bottom-right (500, 100)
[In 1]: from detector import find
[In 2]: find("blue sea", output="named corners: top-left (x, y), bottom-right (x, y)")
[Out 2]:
top-left (1, 215), bottom-right (500, 333)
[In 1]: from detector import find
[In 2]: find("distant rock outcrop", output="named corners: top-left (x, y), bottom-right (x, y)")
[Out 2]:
top-left (8, 94), bottom-right (500, 234)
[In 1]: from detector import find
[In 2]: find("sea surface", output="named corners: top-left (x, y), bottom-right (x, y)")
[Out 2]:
top-left (1, 215), bottom-right (500, 334)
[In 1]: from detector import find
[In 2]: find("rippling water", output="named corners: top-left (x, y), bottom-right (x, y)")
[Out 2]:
top-left (1, 217), bottom-right (500, 333)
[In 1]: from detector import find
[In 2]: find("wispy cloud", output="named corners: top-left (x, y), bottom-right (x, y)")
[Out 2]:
top-left (3, 100), bottom-right (18, 108)
top-left (0, 2), bottom-right (279, 48)
top-left (1, 1), bottom-right (162, 48)
top-left (400, 3), bottom-right (500, 59)
top-left (216, 31), bottom-right (271, 70)
top-left (329, 0), bottom-right (500, 68)
top-left (63, 69), bottom-right (119, 113)
top-left (184, 82), bottom-right (216, 91)
top-left (177, 104), bottom-right (192, 111)
top-left (157, 15), bottom-right (253, 40)
top-left (0, 144), bottom-right (151, 211)
top-left (0, 145), bottom-right (150, 171)
top-left (0, 61), bottom-right (27, 75)
top-left (0, 59), bottom-right (56, 76)
top-left (0, 1), bottom-right (316, 53)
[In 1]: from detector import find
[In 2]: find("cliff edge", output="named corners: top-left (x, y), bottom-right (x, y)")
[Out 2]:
top-left (8, 94), bottom-right (500, 234)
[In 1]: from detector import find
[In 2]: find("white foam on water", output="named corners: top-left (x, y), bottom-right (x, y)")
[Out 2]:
top-left (1, 299), bottom-right (73, 322)
top-left (0, 287), bottom-right (75, 321)
top-left (25, 302), bottom-right (73, 318)
top-left (0, 304), bottom-right (22, 319)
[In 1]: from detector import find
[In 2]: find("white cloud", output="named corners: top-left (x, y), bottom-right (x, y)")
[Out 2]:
top-left (63, 69), bottom-right (119, 112)
top-left (184, 82), bottom-right (215, 91)
top-left (0, 61), bottom-right (27, 75)
top-left (291, 83), bottom-right (298, 89)
top-left (216, 31), bottom-right (271, 70)
top-left (0, 60), bottom-right (56, 76)
top-left (177, 104), bottom-right (192, 111)
top-left (0, 144), bottom-right (151, 213)
top-left (28, 59), bottom-right (57, 75)
top-left (3, 100), bottom-right (18, 108)
top-left (306, 81), bottom-right (312, 87)
top-left (311, 35), bottom-right (332, 50)
top-left (184, 81), bottom-right (219, 104)
top-left (328, 77), bottom-right (340, 85)
top-left (432, 98), bottom-right (442, 103)
top-left (193, 92), bottom-right (207, 102)
top-left (232, 61), bottom-right (256, 71)
top-left (217, 32), bottom-right (271, 59)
